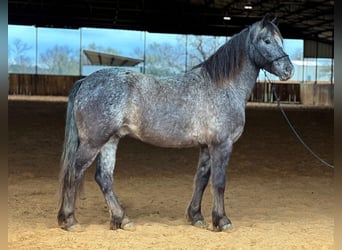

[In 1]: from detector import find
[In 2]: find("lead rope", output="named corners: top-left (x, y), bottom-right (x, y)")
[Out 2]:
top-left (262, 70), bottom-right (334, 169)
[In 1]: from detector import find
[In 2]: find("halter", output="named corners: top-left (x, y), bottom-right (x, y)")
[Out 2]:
top-left (251, 41), bottom-right (289, 68)
top-left (269, 54), bottom-right (290, 64)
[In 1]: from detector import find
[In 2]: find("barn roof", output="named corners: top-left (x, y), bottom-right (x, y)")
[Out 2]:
top-left (83, 50), bottom-right (143, 67)
top-left (8, 0), bottom-right (334, 45)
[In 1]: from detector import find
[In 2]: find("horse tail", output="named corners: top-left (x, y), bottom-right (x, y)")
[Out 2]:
top-left (60, 79), bottom-right (83, 195)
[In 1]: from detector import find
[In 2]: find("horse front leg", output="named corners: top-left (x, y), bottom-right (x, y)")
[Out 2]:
top-left (209, 141), bottom-right (233, 232)
top-left (187, 145), bottom-right (211, 227)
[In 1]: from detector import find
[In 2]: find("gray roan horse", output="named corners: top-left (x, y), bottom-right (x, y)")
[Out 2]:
top-left (58, 15), bottom-right (294, 232)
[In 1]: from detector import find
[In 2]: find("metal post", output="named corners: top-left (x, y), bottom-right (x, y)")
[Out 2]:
top-left (79, 28), bottom-right (82, 76)
top-left (35, 27), bottom-right (38, 75)
top-left (185, 34), bottom-right (188, 72)
top-left (143, 31), bottom-right (146, 74)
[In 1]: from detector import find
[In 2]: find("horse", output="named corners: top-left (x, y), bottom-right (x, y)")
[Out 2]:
top-left (57, 15), bottom-right (294, 232)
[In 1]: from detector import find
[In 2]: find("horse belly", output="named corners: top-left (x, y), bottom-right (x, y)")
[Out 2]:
top-left (123, 119), bottom-right (199, 148)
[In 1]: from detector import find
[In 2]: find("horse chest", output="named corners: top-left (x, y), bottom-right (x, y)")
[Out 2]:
top-left (200, 112), bottom-right (245, 144)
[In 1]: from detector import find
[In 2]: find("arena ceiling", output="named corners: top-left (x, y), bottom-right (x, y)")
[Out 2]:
top-left (8, 0), bottom-right (334, 45)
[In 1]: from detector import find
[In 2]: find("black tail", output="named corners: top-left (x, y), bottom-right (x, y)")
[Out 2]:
top-left (59, 79), bottom-right (83, 197)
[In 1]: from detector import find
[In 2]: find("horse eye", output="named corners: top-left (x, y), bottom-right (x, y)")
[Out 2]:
top-left (264, 39), bottom-right (271, 44)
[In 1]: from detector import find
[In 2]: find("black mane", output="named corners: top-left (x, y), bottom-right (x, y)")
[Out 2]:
top-left (195, 27), bottom-right (250, 86)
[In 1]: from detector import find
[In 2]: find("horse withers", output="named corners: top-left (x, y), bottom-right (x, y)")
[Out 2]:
top-left (57, 15), bottom-right (294, 232)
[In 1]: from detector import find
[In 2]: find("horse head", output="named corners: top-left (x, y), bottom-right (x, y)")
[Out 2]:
top-left (249, 15), bottom-right (294, 81)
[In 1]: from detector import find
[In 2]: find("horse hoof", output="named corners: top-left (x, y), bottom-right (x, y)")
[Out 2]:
top-left (64, 223), bottom-right (82, 232)
top-left (122, 222), bottom-right (135, 231)
top-left (192, 220), bottom-right (206, 228)
top-left (121, 217), bottom-right (135, 231)
top-left (220, 223), bottom-right (233, 232)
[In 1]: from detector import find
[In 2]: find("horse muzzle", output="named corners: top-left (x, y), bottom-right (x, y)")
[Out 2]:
top-left (271, 57), bottom-right (294, 81)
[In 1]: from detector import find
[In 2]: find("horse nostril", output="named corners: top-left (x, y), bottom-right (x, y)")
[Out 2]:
top-left (283, 65), bottom-right (294, 79)
top-left (285, 65), bottom-right (293, 73)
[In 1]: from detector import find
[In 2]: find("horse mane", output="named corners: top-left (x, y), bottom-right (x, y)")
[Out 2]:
top-left (195, 28), bottom-right (249, 86)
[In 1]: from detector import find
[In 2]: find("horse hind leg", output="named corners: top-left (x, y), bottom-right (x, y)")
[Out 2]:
top-left (187, 145), bottom-right (211, 228)
top-left (58, 141), bottom-right (100, 230)
top-left (95, 137), bottom-right (133, 230)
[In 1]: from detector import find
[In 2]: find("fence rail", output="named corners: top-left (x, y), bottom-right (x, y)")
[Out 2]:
top-left (250, 81), bottom-right (301, 103)
top-left (8, 74), bottom-right (81, 96)
top-left (8, 74), bottom-right (334, 106)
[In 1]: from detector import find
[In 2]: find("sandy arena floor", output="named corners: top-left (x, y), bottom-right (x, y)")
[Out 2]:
top-left (8, 96), bottom-right (334, 249)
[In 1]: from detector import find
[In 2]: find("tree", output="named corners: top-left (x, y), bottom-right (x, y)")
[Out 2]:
top-left (8, 38), bottom-right (35, 73)
top-left (187, 35), bottom-right (226, 69)
top-left (133, 35), bottom-right (227, 77)
top-left (39, 45), bottom-right (79, 75)
top-left (135, 41), bottom-right (185, 76)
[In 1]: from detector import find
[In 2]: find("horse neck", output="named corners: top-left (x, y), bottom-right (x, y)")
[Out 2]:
top-left (215, 41), bottom-right (260, 103)
top-left (203, 29), bottom-right (260, 103)
top-left (224, 55), bottom-right (260, 103)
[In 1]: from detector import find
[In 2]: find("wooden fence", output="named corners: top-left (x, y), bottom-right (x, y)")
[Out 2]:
top-left (8, 74), bottom-right (81, 96)
top-left (300, 83), bottom-right (334, 106)
top-left (8, 74), bottom-right (334, 106)
top-left (250, 81), bottom-right (301, 103)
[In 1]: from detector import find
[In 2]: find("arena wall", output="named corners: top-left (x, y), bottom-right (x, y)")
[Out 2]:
top-left (300, 83), bottom-right (334, 106)
top-left (8, 74), bottom-right (81, 96)
top-left (8, 74), bottom-right (334, 107)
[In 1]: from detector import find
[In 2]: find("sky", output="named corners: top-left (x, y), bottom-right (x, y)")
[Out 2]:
top-left (8, 24), bottom-right (303, 62)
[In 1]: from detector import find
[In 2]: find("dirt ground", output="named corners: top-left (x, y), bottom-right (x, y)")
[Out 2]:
top-left (8, 96), bottom-right (334, 249)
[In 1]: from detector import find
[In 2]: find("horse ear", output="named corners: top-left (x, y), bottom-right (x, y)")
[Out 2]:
top-left (271, 16), bottom-right (279, 25)
top-left (261, 14), bottom-right (271, 27)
